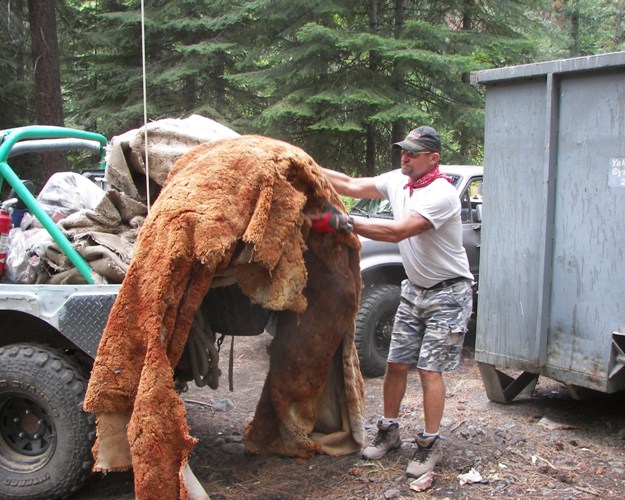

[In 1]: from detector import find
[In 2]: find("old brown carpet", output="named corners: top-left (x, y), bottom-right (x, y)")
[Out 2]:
top-left (84, 135), bottom-right (365, 499)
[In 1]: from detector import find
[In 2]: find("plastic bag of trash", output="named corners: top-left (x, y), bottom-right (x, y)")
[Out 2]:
top-left (36, 172), bottom-right (105, 223)
top-left (5, 224), bottom-right (53, 284)
top-left (458, 468), bottom-right (487, 485)
top-left (409, 471), bottom-right (434, 491)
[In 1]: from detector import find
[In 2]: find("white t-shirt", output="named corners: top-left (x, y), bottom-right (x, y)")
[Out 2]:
top-left (375, 169), bottom-right (473, 288)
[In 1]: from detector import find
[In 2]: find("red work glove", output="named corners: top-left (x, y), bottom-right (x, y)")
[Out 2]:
top-left (309, 212), bottom-right (354, 234)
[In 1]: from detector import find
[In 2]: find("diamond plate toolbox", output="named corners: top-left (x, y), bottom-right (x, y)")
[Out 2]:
top-left (58, 293), bottom-right (117, 358)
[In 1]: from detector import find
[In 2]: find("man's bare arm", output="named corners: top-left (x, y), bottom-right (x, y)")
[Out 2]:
top-left (353, 211), bottom-right (432, 243)
top-left (322, 168), bottom-right (382, 199)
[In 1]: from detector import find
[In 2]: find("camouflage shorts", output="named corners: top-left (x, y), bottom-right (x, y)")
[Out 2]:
top-left (387, 278), bottom-right (473, 372)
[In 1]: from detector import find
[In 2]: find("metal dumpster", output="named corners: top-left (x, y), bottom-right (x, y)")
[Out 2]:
top-left (471, 51), bottom-right (625, 403)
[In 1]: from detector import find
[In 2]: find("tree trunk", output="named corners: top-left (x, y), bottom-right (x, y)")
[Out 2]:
top-left (29, 0), bottom-right (68, 178)
top-left (569, 6), bottom-right (579, 56)
top-left (616, 0), bottom-right (623, 45)
top-left (0, 1), bottom-right (29, 129)
top-left (391, 0), bottom-right (408, 169)
top-left (458, 0), bottom-right (475, 161)
top-left (213, 53), bottom-right (226, 116)
top-left (365, 0), bottom-right (379, 176)
top-left (184, 76), bottom-right (197, 114)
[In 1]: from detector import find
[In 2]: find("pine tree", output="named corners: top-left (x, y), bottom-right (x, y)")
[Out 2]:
top-left (29, 0), bottom-right (69, 177)
top-left (228, 0), bottom-right (543, 174)
top-left (0, 1), bottom-right (33, 129)
top-left (542, 1), bottom-right (625, 57)
top-left (56, 0), bottom-right (619, 174)
top-left (66, 0), bottom-right (252, 138)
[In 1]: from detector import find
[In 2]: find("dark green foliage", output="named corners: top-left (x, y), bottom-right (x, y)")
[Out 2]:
top-left (0, 1), bottom-right (34, 129)
top-left (3, 0), bottom-right (623, 181)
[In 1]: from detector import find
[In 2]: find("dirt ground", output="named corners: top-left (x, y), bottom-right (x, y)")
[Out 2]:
top-left (72, 330), bottom-right (625, 500)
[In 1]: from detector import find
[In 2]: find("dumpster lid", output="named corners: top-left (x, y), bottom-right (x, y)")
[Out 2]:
top-left (471, 50), bottom-right (625, 86)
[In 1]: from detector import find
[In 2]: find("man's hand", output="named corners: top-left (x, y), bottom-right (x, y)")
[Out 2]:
top-left (309, 212), bottom-right (354, 234)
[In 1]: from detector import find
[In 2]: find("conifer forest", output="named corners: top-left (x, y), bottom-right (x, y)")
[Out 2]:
top-left (1, 0), bottom-right (624, 184)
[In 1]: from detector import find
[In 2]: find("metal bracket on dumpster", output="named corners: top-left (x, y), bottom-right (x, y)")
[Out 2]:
top-left (477, 362), bottom-right (539, 404)
top-left (608, 332), bottom-right (625, 379)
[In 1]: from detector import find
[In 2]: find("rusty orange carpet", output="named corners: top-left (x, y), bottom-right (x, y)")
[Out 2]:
top-left (84, 135), bottom-right (365, 499)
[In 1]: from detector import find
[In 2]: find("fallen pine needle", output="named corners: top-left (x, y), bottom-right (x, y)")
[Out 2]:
top-left (575, 485), bottom-right (602, 497)
top-left (450, 420), bottom-right (466, 433)
top-left (534, 454), bottom-right (558, 470)
top-left (184, 399), bottom-right (213, 407)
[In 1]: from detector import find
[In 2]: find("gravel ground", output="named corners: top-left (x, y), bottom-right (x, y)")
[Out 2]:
top-left (73, 332), bottom-right (625, 499)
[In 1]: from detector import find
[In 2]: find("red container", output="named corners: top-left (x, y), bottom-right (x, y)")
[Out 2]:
top-left (0, 208), bottom-right (12, 276)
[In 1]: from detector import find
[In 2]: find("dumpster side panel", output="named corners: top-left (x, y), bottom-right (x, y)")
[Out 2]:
top-left (476, 79), bottom-right (547, 369)
top-left (547, 72), bottom-right (625, 388)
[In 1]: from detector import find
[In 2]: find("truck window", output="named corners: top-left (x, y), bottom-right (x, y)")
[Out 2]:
top-left (461, 177), bottom-right (483, 223)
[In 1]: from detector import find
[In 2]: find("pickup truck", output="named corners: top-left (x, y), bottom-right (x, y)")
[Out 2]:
top-left (351, 164), bottom-right (484, 377)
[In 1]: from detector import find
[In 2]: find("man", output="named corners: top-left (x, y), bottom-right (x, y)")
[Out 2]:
top-left (310, 126), bottom-right (473, 478)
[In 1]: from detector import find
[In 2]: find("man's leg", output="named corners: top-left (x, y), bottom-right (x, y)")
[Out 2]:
top-left (418, 369), bottom-right (445, 434)
top-left (362, 279), bottom-right (425, 461)
top-left (361, 362), bottom-right (410, 460)
top-left (383, 362), bottom-right (411, 418)
top-left (405, 369), bottom-right (446, 477)
top-left (406, 280), bottom-right (472, 477)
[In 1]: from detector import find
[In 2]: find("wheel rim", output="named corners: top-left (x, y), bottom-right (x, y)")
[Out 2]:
top-left (374, 312), bottom-right (394, 358)
top-left (0, 395), bottom-right (54, 458)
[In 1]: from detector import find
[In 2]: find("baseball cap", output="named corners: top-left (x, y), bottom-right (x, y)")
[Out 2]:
top-left (392, 126), bottom-right (442, 153)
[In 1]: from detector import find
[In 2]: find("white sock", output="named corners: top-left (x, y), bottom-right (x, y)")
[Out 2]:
top-left (379, 417), bottom-right (400, 426)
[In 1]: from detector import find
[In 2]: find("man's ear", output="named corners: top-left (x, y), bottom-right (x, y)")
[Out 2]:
top-left (431, 152), bottom-right (441, 164)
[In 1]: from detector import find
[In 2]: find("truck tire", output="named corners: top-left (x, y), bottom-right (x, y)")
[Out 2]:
top-left (355, 284), bottom-right (400, 377)
top-left (0, 344), bottom-right (95, 500)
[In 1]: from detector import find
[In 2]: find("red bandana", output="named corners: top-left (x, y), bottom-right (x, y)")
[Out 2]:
top-left (404, 166), bottom-right (452, 196)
